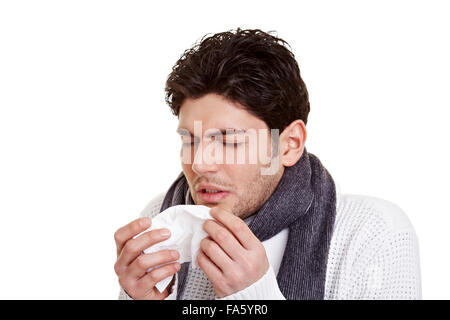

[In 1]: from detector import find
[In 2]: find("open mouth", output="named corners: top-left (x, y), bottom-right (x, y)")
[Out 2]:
top-left (197, 188), bottom-right (229, 202)
top-left (201, 189), bottom-right (221, 193)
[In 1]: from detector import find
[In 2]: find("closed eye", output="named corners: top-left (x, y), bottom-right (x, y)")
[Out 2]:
top-left (223, 141), bottom-right (243, 147)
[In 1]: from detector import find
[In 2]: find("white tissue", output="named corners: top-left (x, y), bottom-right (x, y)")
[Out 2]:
top-left (135, 204), bottom-right (214, 293)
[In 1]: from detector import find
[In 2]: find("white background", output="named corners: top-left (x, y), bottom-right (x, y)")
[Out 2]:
top-left (0, 0), bottom-right (449, 299)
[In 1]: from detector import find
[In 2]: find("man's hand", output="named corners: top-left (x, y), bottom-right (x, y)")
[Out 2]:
top-left (114, 217), bottom-right (180, 300)
top-left (197, 206), bottom-right (269, 298)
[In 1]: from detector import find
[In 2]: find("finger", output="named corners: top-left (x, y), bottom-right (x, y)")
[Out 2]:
top-left (128, 250), bottom-right (180, 279)
top-left (210, 206), bottom-right (258, 249)
top-left (202, 220), bottom-right (245, 261)
top-left (116, 228), bottom-right (171, 268)
top-left (200, 237), bottom-right (233, 271)
top-left (114, 217), bottom-right (151, 256)
top-left (197, 249), bottom-right (223, 285)
top-left (137, 262), bottom-right (181, 291)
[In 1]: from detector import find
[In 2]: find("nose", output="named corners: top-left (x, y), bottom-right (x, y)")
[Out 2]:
top-left (191, 139), bottom-right (220, 175)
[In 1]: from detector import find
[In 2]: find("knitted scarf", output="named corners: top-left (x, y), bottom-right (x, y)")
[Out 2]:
top-left (159, 148), bottom-right (337, 300)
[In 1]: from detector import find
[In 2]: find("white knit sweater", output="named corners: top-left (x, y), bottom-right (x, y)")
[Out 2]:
top-left (119, 184), bottom-right (421, 300)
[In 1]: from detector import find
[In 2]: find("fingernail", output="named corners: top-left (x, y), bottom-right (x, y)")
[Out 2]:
top-left (160, 229), bottom-right (170, 237)
top-left (171, 250), bottom-right (179, 259)
top-left (175, 263), bottom-right (181, 271)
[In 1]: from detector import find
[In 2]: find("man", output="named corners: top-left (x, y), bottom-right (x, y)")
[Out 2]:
top-left (114, 28), bottom-right (421, 300)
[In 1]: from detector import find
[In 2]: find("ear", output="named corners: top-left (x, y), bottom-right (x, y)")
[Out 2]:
top-left (279, 120), bottom-right (307, 167)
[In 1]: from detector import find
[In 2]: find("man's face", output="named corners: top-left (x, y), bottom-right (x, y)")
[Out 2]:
top-left (177, 93), bottom-right (284, 219)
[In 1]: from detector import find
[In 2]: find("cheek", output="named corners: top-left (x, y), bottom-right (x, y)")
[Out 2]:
top-left (225, 164), bottom-right (259, 192)
top-left (181, 163), bottom-right (195, 182)
top-left (180, 145), bottom-right (194, 166)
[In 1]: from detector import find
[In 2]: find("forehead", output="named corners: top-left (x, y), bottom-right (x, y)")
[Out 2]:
top-left (178, 93), bottom-right (268, 132)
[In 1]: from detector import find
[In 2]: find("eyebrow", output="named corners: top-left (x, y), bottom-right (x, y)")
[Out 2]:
top-left (176, 128), bottom-right (246, 138)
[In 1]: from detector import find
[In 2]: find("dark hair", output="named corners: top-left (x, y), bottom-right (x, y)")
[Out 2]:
top-left (165, 28), bottom-right (310, 132)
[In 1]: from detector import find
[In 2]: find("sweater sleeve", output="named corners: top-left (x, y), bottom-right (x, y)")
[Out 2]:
top-left (351, 227), bottom-right (422, 299)
top-left (321, 194), bottom-right (424, 300)
top-left (215, 265), bottom-right (286, 300)
top-left (335, 197), bottom-right (422, 300)
top-left (118, 287), bottom-right (134, 300)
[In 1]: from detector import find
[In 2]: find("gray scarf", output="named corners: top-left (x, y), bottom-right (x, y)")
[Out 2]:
top-left (159, 148), bottom-right (337, 300)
